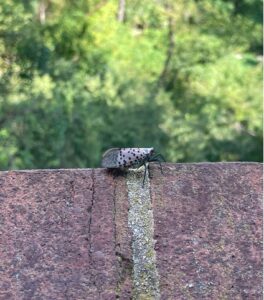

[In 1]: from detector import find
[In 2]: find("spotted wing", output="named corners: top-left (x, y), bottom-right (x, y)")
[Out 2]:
top-left (101, 148), bottom-right (120, 168)
top-left (118, 148), bottom-right (153, 167)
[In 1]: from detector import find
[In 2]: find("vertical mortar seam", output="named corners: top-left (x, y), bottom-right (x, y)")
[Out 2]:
top-left (88, 169), bottom-right (95, 261)
top-left (126, 167), bottom-right (160, 300)
top-left (113, 175), bottom-right (121, 298)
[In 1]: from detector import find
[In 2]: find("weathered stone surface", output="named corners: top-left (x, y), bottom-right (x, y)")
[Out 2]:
top-left (150, 163), bottom-right (262, 300)
top-left (0, 169), bottom-right (132, 300)
top-left (0, 163), bottom-right (262, 300)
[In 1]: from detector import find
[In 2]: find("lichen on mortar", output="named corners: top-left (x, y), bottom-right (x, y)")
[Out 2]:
top-left (126, 166), bottom-right (160, 300)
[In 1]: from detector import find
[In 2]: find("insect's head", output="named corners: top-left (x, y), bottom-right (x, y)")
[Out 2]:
top-left (145, 147), bottom-right (155, 161)
top-left (148, 148), bottom-right (165, 163)
top-left (149, 147), bottom-right (154, 156)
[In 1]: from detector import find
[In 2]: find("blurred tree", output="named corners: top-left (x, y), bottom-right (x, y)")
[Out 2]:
top-left (0, 0), bottom-right (262, 169)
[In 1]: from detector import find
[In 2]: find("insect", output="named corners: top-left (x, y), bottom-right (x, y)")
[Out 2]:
top-left (101, 148), bottom-right (165, 187)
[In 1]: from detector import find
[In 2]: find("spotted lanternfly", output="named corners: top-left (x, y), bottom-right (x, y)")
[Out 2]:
top-left (101, 148), bottom-right (165, 187)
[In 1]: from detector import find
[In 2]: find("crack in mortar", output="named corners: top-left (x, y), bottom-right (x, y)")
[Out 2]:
top-left (127, 166), bottom-right (160, 300)
top-left (113, 178), bottom-right (118, 254)
top-left (69, 179), bottom-right (75, 206)
top-left (113, 176), bottom-right (121, 298)
top-left (88, 170), bottom-right (95, 264)
top-left (112, 175), bottom-right (133, 299)
top-left (88, 169), bottom-right (102, 296)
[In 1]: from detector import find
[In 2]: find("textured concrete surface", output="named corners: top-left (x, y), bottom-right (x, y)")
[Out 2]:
top-left (0, 163), bottom-right (262, 300)
top-left (127, 168), bottom-right (160, 299)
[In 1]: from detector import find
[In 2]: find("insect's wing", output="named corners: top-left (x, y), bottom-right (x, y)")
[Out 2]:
top-left (117, 148), bottom-right (153, 167)
top-left (101, 148), bottom-right (120, 168)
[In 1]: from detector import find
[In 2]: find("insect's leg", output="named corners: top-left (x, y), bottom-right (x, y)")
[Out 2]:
top-left (152, 153), bottom-right (166, 162)
top-left (149, 154), bottom-right (158, 160)
top-left (158, 160), bottom-right (164, 174)
top-left (150, 154), bottom-right (165, 174)
top-left (149, 157), bottom-right (164, 175)
top-left (136, 161), bottom-right (144, 169)
top-left (142, 162), bottom-right (148, 188)
top-left (148, 162), bottom-right (151, 179)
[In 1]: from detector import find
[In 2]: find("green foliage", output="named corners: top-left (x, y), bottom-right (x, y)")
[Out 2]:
top-left (0, 0), bottom-right (262, 170)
